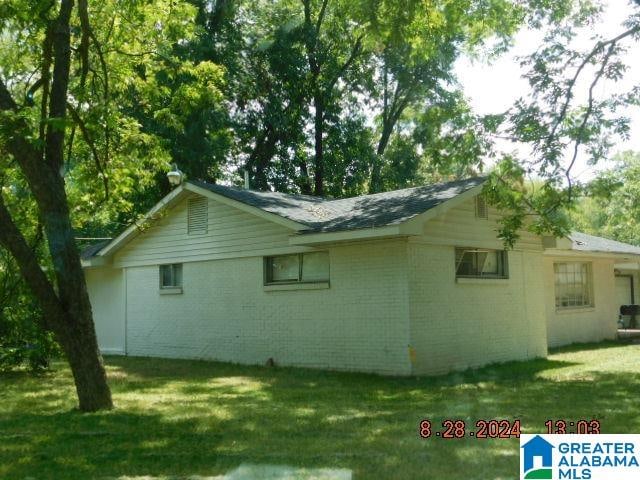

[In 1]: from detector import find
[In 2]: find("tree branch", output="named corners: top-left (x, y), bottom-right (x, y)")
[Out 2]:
top-left (325, 33), bottom-right (364, 95)
top-left (78, 0), bottom-right (111, 169)
top-left (77, 0), bottom-right (91, 88)
top-left (547, 25), bottom-right (640, 148)
top-left (564, 40), bottom-right (617, 201)
top-left (315, 0), bottom-right (329, 37)
top-left (44, 0), bottom-right (74, 171)
top-left (67, 103), bottom-right (109, 200)
top-left (39, 23), bottom-right (54, 143)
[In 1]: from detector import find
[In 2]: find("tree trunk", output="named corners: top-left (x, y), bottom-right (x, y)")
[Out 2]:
top-left (0, 174), bottom-right (113, 412)
top-left (369, 122), bottom-right (394, 193)
top-left (0, 0), bottom-right (113, 412)
top-left (369, 86), bottom-right (410, 194)
top-left (298, 157), bottom-right (312, 195)
top-left (313, 94), bottom-right (324, 196)
top-left (58, 314), bottom-right (113, 411)
top-left (41, 177), bottom-right (113, 412)
top-left (247, 125), bottom-right (278, 190)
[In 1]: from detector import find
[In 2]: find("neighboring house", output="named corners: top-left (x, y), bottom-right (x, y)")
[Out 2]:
top-left (81, 177), bottom-right (640, 376)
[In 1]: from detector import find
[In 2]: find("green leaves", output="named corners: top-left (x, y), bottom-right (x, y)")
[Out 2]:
top-left (571, 151), bottom-right (640, 245)
top-left (480, 1), bottom-right (640, 244)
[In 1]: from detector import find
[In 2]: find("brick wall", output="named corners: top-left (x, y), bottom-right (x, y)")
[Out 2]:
top-left (123, 239), bottom-right (412, 375)
top-left (408, 243), bottom-right (548, 375)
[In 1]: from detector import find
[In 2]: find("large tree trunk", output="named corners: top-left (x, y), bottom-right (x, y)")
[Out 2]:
top-left (0, 193), bottom-right (113, 412)
top-left (369, 123), bottom-right (394, 194)
top-left (40, 175), bottom-right (113, 412)
top-left (313, 94), bottom-right (324, 196)
top-left (58, 314), bottom-right (113, 411)
top-left (0, 0), bottom-right (113, 411)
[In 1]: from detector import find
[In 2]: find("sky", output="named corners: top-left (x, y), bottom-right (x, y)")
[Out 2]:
top-left (454, 0), bottom-right (640, 181)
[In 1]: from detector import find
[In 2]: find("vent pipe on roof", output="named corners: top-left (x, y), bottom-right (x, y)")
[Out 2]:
top-left (244, 169), bottom-right (250, 190)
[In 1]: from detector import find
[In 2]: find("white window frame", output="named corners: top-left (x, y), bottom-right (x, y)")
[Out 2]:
top-left (554, 262), bottom-right (594, 310)
top-left (264, 252), bottom-right (329, 285)
top-left (159, 263), bottom-right (183, 289)
top-left (455, 247), bottom-right (509, 279)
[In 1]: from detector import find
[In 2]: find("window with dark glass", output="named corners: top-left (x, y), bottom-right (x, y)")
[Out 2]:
top-left (160, 264), bottom-right (183, 288)
top-left (455, 248), bottom-right (508, 279)
top-left (265, 252), bottom-right (329, 284)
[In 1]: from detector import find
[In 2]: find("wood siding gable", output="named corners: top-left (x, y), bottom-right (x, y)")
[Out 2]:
top-left (113, 193), bottom-right (305, 267)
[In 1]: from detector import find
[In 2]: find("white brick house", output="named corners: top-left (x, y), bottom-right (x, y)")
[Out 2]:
top-left (81, 177), bottom-right (640, 375)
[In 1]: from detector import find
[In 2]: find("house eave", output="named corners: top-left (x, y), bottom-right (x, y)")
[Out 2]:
top-left (81, 256), bottom-right (110, 268)
top-left (289, 225), bottom-right (407, 245)
top-left (543, 249), bottom-right (640, 261)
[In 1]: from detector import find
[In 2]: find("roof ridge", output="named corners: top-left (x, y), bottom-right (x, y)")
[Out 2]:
top-left (188, 179), bottom-right (328, 203)
top-left (323, 176), bottom-right (487, 204)
top-left (190, 175), bottom-right (486, 204)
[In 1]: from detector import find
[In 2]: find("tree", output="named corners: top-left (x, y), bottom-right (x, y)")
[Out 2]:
top-left (485, 1), bottom-right (640, 246)
top-left (0, 0), bottom-right (114, 411)
top-left (0, 0), bottom-right (204, 411)
top-left (225, 0), bottom-right (578, 197)
top-left (570, 151), bottom-right (640, 245)
top-left (365, 0), bottom-right (521, 192)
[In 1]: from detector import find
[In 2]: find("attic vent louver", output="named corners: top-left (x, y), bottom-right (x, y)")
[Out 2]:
top-left (476, 195), bottom-right (489, 219)
top-left (475, 195), bottom-right (488, 220)
top-left (187, 197), bottom-right (208, 234)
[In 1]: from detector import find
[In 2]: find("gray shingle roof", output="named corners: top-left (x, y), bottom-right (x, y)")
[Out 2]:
top-left (189, 176), bottom-right (486, 233)
top-left (80, 240), bottom-right (110, 260)
top-left (82, 176), bottom-right (486, 260)
top-left (569, 231), bottom-right (640, 256)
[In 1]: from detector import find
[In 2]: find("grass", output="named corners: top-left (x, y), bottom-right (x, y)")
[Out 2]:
top-left (1, 341), bottom-right (640, 479)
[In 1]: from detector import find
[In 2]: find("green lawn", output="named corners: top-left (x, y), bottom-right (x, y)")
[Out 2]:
top-left (1, 341), bottom-right (640, 479)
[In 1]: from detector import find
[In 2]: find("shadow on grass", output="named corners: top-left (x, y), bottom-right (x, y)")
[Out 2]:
top-left (1, 346), bottom-right (640, 479)
top-left (549, 339), bottom-right (631, 354)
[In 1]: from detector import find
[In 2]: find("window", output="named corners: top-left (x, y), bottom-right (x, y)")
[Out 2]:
top-left (187, 197), bottom-right (208, 234)
top-left (265, 252), bottom-right (329, 284)
top-left (475, 195), bottom-right (488, 219)
top-left (455, 248), bottom-right (508, 279)
top-left (160, 264), bottom-right (183, 288)
top-left (554, 262), bottom-right (593, 309)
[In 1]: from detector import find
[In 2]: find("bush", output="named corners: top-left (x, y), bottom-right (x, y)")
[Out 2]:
top-left (0, 257), bottom-right (61, 372)
top-left (0, 333), bottom-right (60, 372)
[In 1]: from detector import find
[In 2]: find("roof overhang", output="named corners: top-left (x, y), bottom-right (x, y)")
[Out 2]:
top-left (289, 225), bottom-right (407, 246)
top-left (85, 178), bottom-right (488, 262)
top-left (80, 256), bottom-right (110, 268)
top-left (543, 248), bottom-right (640, 262)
